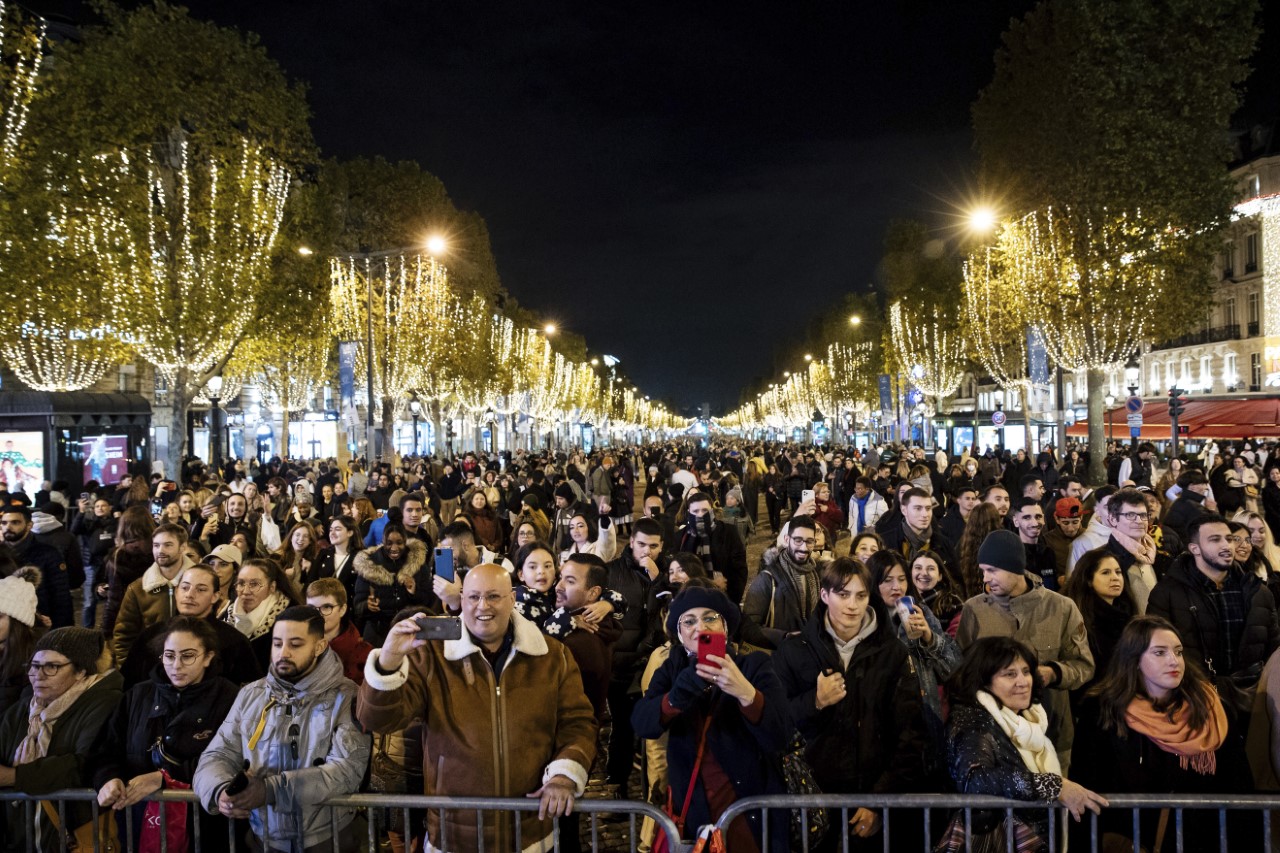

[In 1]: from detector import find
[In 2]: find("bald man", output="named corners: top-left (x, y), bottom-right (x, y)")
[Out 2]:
top-left (358, 565), bottom-right (597, 852)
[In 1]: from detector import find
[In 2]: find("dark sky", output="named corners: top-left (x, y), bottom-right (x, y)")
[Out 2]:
top-left (27, 1), bottom-right (1280, 413)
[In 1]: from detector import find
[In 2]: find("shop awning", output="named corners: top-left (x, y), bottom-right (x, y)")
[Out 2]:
top-left (1067, 398), bottom-right (1280, 440)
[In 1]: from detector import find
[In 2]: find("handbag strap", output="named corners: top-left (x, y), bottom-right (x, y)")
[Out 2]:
top-left (675, 713), bottom-right (715, 828)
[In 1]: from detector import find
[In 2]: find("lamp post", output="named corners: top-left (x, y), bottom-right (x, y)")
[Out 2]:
top-left (483, 408), bottom-right (497, 454)
top-left (1124, 355), bottom-right (1142, 451)
top-left (409, 399), bottom-right (421, 456)
top-left (206, 374), bottom-right (224, 467)
top-left (1104, 393), bottom-right (1116, 446)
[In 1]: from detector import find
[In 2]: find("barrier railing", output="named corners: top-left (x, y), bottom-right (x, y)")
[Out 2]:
top-left (0, 789), bottom-right (689, 853)
top-left (711, 792), bottom-right (1280, 853)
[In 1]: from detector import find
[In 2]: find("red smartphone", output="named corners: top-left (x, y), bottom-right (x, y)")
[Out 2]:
top-left (696, 631), bottom-right (726, 670)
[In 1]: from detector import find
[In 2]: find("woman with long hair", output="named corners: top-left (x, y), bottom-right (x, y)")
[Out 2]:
top-left (347, 497), bottom-right (377, 541)
top-left (313, 516), bottom-right (360, 615)
top-left (910, 548), bottom-right (965, 633)
top-left (274, 522), bottom-right (322, 586)
top-left (461, 489), bottom-right (504, 554)
top-left (1235, 510), bottom-right (1280, 576)
top-left (353, 524), bottom-right (429, 646)
top-left (849, 529), bottom-right (884, 565)
top-left (1071, 616), bottom-right (1255, 851)
top-left (102, 506), bottom-right (157, 636)
top-left (956, 503), bottom-right (1005, 598)
top-left (1062, 547), bottom-right (1138, 699)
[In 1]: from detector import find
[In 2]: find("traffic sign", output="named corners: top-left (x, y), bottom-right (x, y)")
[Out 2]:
top-left (1126, 413), bottom-right (1143, 428)
top-left (1130, 427), bottom-right (1141, 438)
top-left (1126, 396), bottom-right (1144, 414)
top-left (991, 410), bottom-right (1007, 427)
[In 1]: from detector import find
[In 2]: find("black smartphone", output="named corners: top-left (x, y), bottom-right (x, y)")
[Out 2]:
top-left (414, 615), bottom-right (462, 641)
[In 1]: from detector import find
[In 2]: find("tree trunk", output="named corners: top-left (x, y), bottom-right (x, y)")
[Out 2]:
top-left (1023, 396), bottom-right (1033, 453)
top-left (166, 366), bottom-right (192, 484)
top-left (281, 408), bottom-right (292, 459)
top-left (1086, 367), bottom-right (1107, 486)
top-left (380, 397), bottom-right (395, 462)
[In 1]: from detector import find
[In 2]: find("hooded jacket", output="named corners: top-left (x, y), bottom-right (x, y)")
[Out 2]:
top-left (1147, 553), bottom-right (1280, 677)
top-left (773, 601), bottom-right (927, 795)
top-left (353, 540), bottom-right (431, 645)
top-left (194, 650), bottom-right (370, 853)
top-left (111, 557), bottom-right (197, 664)
top-left (31, 512), bottom-right (85, 591)
top-left (357, 610), bottom-right (597, 853)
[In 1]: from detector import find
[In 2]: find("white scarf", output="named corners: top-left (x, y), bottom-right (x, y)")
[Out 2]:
top-left (226, 590), bottom-right (290, 641)
top-left (14, 672), bottom-right (106, 765)
top-left (975, 689), bottom-right (1061, 776)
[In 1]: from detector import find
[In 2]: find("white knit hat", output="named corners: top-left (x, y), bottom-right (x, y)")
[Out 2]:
top-left (0, 569), bottom-right (40, 627)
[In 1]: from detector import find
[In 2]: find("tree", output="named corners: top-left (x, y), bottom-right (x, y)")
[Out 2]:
top-left (972, 0), bottom-right (1259, 482)
top-left (8, 2), bottom-right (315, 478)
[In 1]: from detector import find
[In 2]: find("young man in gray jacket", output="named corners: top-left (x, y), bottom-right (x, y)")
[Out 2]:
top-left (195, 606), bottom-right (371, 852)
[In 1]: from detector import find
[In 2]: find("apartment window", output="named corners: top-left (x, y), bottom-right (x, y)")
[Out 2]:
top-left (116, 364), bottom-right (135, 394)
top-left (1246, 174), bottom-right (1261, 198)
top-left (1225, 297), bottom-right (1237, 328)
top-left (1200, 355), bottom-right (1212, 388)
top-left (1150, 363), bottom-right (1161, 392)
top-left (1246, 233), bottom-right (1260, 273)
top-left (1064, 382), bottom-right (1073, 405)
top-left (1252, 353), bottom-right (1263, 389)
top-left (1224, 245), bottom-right (1236, 278)
top-left (154, 373), bottom-right (169, 406)
top-left (1165, 361), bottom-right (1176, 388)
top-left (1180, 358), bottom-right (1191, 385)
top-left (1224, 352), bottom-right (1239, 388)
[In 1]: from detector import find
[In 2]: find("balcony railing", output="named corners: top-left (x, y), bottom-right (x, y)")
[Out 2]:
top-left (1151, 324), bottom-right (1241, 351)
top-left (1248, 320), bottom-right (1260, 336)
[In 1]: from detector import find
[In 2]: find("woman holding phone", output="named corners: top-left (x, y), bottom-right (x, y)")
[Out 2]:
top-left (632, 586), bottom-right (790, 853)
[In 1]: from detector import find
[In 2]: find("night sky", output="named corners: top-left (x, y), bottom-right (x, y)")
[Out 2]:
top-left (26, 1), bottom-right (1280, 414)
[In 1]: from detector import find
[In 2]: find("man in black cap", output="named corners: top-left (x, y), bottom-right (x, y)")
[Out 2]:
top-left (956, 529), bottom-right (1093, 770)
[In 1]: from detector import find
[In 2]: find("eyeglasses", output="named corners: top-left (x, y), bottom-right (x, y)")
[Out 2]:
top-left (160, 649), bottom-right (206, 667)
top-left (678, 613), bottom-right (723, 630)
top-left (1116, 511), bottom-right (1150, 522)
top-left (790, 537), bottom-right (817, 547)
top-left (235, 579), bottom-right (266, 591)
top-left (312, 603), bottom-right (339, 615)
top-left (27, 660), bottom-right (73, 678)
top-left (464, 593), bottom-right (509, 607)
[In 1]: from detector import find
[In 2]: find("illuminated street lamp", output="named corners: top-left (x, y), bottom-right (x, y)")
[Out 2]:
top-left (1124, 355), bottom-right (1141, 397)
top-left (544, 324), bottom-right (557, 335)
top-left (968, 206), bottom-right (998, 234)
top-left (409, 398), bottom-right (422, 455)
top-left (1104, 393), bottom-right (1116, 443)
top-left (849, 315), bottom-right (862, 327)
top-left (426, 235), bottom-right (447, 256)
top-left (206, 374), bottom-right (224, 465)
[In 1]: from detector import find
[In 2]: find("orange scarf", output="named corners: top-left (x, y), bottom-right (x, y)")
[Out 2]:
top-left (1124, 685), bottom-right (1227, 775)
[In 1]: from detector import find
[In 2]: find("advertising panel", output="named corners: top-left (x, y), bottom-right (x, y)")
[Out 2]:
top-left (0, 432), bottom-right (45, 496)
top-left (81, 435), bottom-right (130, 485)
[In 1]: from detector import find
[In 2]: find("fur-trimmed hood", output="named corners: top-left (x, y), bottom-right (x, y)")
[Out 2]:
top-left (354, 539), bottom-right (427, 587)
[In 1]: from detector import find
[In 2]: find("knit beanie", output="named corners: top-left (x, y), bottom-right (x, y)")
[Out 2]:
top-left (35, 627), bottom-right (103, 674)
top-left (520, 491), bottom-right (542, 510)
top-left (976, 529), bottom-right (1027, 574)
top-left (554, 482), bottom-right (576, 502)
top-left (0, 569), bottom-right (39, 627)
top-left (666, 586), bottom-right (742, 638)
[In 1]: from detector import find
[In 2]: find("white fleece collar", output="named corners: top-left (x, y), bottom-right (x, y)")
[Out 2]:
top-left (141, 557), bottom-right (195, 593)
top-left (443, 609), bottom-right (548, 662)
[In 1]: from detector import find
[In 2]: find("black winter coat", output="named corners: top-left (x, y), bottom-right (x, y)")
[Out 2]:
top-left (773, 602), bottom-right (927, 795)
top-left (1147, 554), bottom-right (1280, 678)
top-left (91, 669), bottom-right (239, 852)
top-left (70, 512), bottom-right (116, 569)
top-left (102, 540), bottom-right (153, 637)
top-left (1165, 491), bottom-right (1210, 543)
top-left (676, 519), bottom-right (748, 604)
top-left (632, 645), bottom-right (792, 852)
top-left (1069, 694), bottom-right (1257, 851)
top-left (604, 549), bottom-right (657, 674)
top-left (3, 535), bottom-right (72, 628)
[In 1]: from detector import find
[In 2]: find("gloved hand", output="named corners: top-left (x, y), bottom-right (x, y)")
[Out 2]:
top-left (666, 664), bottom-right (709, 710)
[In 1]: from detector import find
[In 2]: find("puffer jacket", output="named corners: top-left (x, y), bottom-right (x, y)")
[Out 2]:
top-left (1147, 553), bottom-right (1280, 677)
top-left (773, 601), bottom-right (927, 795)
top-left (0, 670), bottom-right (124, 853)
top-left (353, 540), bottom-right (431, 645)
top-left (111, 557), bottom-right (197, 664)
top-left (357, 610), bottom-right (597, 853)
top-left (194, 650), bottom-right (370, 852)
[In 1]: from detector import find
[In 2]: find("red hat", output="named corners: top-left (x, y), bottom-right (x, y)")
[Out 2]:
top-left (1054, 497), bottom-right (1083, 519)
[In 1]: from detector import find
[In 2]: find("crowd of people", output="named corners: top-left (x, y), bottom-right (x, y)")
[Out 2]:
top-left (0, 437), bottom-right (1278, 852)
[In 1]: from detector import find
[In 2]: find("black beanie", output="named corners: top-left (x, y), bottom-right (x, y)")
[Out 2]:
top-left (976, 529), bottom-right (1027, 574)
top-left (555, 483), bottom-right (576, 502)
top-left (666, 586), bottom-right (741, 638)
top-left (35, 627), bottom-right (103, 674)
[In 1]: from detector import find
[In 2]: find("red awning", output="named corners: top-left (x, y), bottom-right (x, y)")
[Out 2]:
top-left (1067, 398), bottom-right (1280, 440)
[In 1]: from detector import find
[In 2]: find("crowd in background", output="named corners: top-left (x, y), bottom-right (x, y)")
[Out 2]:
top-left (0, 436), bottom-right (1278, 851)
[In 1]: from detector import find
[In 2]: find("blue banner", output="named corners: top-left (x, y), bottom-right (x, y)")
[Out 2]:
top-left (1027, 327), bottom-right (1050, 385)
top-left (338, 341), bottom-right (356, 406)
top-left (878, 374), bottom-right (892, 413)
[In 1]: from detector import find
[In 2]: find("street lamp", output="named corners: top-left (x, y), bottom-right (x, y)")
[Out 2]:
top-left (849, 315), bottom-right (862, 327)
top-left (544, 323), bottom-right (557, 335)
top-left (409, 399), bottom-right (422, 456)
top-left (968, 206), bottom-right (998, 234)
top-left (426, 235), bottom-right (447, 256)
top-left (1104, 393), bottom-right (1116, 444)
top-left (206, 374), bottom-right (224, 466)
top-left (1124, 355), bottom-right (1141, 397)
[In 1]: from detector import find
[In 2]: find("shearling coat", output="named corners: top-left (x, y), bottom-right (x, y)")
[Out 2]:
top-left (357, 611), bottom-right (597, 853)
top-left (353, 540), bottom-right (432, 646)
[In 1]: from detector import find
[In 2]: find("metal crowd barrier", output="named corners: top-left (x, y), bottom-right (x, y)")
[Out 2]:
top-left (711, 792), bottom-right (1280, 853)
top-left (0, 789), bottom-right (688, 853)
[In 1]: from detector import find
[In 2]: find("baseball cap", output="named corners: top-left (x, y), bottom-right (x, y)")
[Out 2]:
top-left (1054, 497), bottom-right (1083, 519)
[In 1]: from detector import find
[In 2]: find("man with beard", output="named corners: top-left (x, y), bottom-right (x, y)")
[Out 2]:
top-left (111, 523), bottom-right (198, 663)
top-left (743, 514), bottom-right (822, 648)
top-left (200, 492), bottom-right (254, 551)
top-left (1011, 497), bottom-right (1059, 591)
top-left (119, 565), bottom-right (262, 687)
top-left (1043, 497), bottom-right (1084, 583)
top-left (1149, 514), bottom-right (1280, 684)
top-left (195, 606), bottom-right (371, 851)
top-left (676, 492), bottom-right (747, 602)
top-left (0, 505), bottom-right (72, 626)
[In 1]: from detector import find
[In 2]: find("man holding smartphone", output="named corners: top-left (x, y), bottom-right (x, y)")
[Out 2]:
top-left (358, 564), bottom-right (596, 853)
